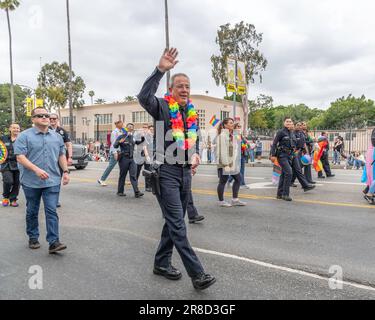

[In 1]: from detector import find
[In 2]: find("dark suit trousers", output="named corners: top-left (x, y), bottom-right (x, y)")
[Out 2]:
top-left (154, 164), bottom-right (204, 278)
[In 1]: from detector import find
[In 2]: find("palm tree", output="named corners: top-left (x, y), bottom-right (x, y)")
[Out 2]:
top-left (94, 98), bottom-right (106, 105)
top-left (66, 0), bottom-right (74, 138)
top-left (88, 90), bottom-right (95, 105)
top-left (0, 0), bottom-right (20, 123)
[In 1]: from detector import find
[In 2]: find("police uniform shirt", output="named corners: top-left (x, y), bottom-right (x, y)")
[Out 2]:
top-left (51, 126), bottom-right (71, 144)
top-left (270, 127), bottom-right (296, 157)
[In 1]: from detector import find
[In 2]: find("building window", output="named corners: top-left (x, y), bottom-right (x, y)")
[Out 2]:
top-left (94, 114), bottom-right (112, 125)
top-left (132, 111), bottom-right (152, 124)
top-left (197, 109), bottom-right (206, 130)
top-left (220, 111), bottom-right (230, 120)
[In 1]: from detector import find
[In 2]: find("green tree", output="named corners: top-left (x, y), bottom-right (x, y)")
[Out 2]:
top-left (0, 83), bottom-right (31, 133)
top-left (36, 61), bottom-right (86, 118)
top-left (211, 21), bottom-right (268, 131)
top-left (0, 0), bottom-right (20, 122)
top-left (319, 95), bottom-right (375, 129)
top-left (88, 90), bottom-right (95, 105)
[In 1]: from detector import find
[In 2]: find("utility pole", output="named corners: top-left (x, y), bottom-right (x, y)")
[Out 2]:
top-left (66, 0), bottom-right (74, 139)
top-left (164, 0), bottom-right (170, 93)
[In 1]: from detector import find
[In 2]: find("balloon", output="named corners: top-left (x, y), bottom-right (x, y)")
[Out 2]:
top-left (301, 154), bottom-right (312, 166)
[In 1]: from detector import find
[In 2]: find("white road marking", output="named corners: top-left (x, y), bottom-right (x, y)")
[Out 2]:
top-left (63, 223), bottom-right (375, 293)
top-left (195, 247), bottom-right (375, 292)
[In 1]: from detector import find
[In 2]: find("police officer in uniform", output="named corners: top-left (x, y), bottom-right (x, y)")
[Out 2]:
top-left (301, 122), bottom-right (315, 184)
top-left (138, 48), bottom-right (216, 290)
top-left (291, 122), bottom-right (315, 187)
top-left (49, 113), bottom-right (72, 208)
top-left (270, 117), bottom-right (315, 201)
top-left (114, 123), bottom-right (144, 198)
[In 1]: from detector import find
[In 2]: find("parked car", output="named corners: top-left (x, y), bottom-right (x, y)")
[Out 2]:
top-left (71, 143), bottom-right (89, 170)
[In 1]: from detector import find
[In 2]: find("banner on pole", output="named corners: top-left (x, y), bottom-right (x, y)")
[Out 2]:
top-left (236, 60), bottom-right (247, 95)
top-left (226, 57), bottom-right (236, 93)
top-left (36, 99), bottom-right (44, 108)
top-left (26, 97), bottom-right (34, 117)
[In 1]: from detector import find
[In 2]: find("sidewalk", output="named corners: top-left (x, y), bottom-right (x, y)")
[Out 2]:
top-left (202, 158), bottom-right (347, 169)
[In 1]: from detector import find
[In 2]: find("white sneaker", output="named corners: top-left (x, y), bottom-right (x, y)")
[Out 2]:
top-left (218, 201), bottom-right (232, 207)
top-left (231, 199), bottom-right (246, 206)
top-left (97, 179), bottom-right (108, 186)
top-left (240, 185), bottom-right (250, 190)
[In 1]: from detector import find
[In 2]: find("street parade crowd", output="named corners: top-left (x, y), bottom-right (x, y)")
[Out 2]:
top-left (1, 48), bottom-right (374, 291)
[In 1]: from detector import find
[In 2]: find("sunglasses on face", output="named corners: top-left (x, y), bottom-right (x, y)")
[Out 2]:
top-left (33, 114), bottom-right (50, 119)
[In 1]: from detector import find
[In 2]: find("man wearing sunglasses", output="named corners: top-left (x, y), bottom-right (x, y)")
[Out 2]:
top-left (14, 107), bottom-right (69, 254)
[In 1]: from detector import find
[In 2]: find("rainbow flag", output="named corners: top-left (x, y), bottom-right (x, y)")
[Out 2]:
top-left (209, 115), bottom-right (220, 127)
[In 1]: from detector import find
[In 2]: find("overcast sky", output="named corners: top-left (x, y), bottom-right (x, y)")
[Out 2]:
top-left (1, 0), bottom-right (375, 109)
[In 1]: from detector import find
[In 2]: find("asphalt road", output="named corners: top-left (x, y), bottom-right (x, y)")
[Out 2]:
top-left (1, 162), bottom-right (375, 300)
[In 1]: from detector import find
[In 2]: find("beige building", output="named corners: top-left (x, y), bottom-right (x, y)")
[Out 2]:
top-left (59, 95), bottom-right (244, 144)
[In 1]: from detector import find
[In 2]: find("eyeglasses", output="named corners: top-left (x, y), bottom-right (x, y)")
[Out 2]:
top-left (50, 117), bottom-right (58, 120)
top-left (33, 114), bottom-right (50, 119)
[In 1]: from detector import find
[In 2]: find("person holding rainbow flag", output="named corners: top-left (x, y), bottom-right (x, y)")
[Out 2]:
top-left (362, 128), bottom-right (375, 204)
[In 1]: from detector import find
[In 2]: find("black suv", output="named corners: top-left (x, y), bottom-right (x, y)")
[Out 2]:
top-left (71, 144), bottom-right (89, 170)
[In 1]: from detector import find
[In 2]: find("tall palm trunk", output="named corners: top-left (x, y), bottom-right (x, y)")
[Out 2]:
top-left (6, 8), bottom-right (15, 123)
top-left (66, 0), bottom-right (74, 139)
top-left (164, 0), bottom-right (170, 92)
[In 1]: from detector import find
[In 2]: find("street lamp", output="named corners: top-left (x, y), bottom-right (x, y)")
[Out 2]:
top-left (94, 114), bottom-right (100, 142)
top-left (85, 119), bottom-right (91, 144)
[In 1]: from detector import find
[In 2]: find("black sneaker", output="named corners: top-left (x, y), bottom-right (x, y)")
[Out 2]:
top-left (56, 203), bottom-right (61, 208)
top-left (282, 195), bottom-right (293, 201)
top-left (308, 181), bottom-right (316, 184)
top-left (117, 192), bottom-right (126, 197)
top-left (48, 241), bottom-right (67, 254)
top-left (153, 265), bottom-right (182, 280)
top-left (327, 174), bottom-right (335, 178)
top-left (189, 215), bottom-right (205, 224)
top-left (192, 273), bottom-right (216, 290)
top-left (29, 239), bottom-right (41, 249)
top-left (304, 185), bottom-right (316, 192)
top-left (135, 191), bottom-right (144, 198)
top-left (317, 176), bottom-right (325, 179)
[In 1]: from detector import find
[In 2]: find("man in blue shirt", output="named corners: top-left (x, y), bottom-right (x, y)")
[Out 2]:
top-left (14, 107), bottom-right (70, 254)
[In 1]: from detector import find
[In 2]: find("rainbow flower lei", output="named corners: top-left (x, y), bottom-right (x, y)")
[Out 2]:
top-left (164, 94), bottom-right (198, 150)
top-left (0, 140), bottom-right (8, 165)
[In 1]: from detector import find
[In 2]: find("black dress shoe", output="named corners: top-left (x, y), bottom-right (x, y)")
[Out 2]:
top-left (189, 215), bottom-right (205, 224)
top-left (48, 241), bottom-right (67, 254)
top-left (304, 185), bottom-right (316, 192)
top-left (153, 265), bottom-right (182, 280)
top-left (327, 174), bottom-right (335, 178)
top-left (117, 192), bottom-right (126, 197)
top-left (192, 273), bottom-right (216, 290)
top-left (29, 239), bottom-right (41, 249)
top-left (135, 191), bottom-right (144, 198)
top-left (282, 195), bottom-right (293, 201)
